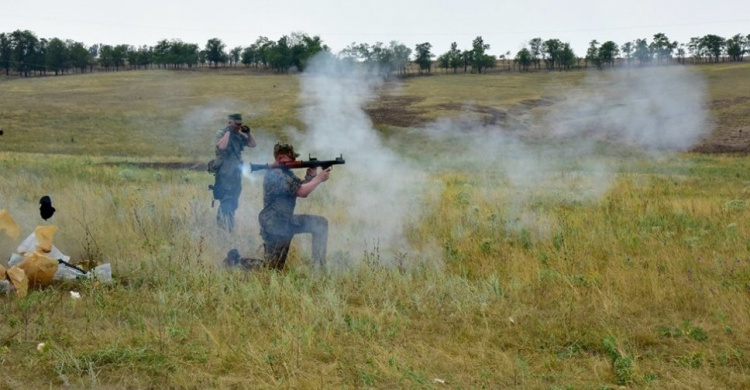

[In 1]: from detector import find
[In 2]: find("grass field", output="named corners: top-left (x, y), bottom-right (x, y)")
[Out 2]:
top-left (0, 60), bottom-right (749, 389)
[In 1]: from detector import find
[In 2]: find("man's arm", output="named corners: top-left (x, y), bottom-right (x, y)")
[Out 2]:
top-left (215, 130), bottom-right (231, 151)
top-left (296, 168), bottom-right (331, 198)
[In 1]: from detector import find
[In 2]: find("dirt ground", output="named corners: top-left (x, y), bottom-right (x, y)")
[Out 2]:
top-left (692, 127), bottom-right (750, 153)
top-left (364, 93), bottom-right (750, 154)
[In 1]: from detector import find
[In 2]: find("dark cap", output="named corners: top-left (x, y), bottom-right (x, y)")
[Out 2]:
top-left (273, 143), bottom-right (300, 158)
top-left (228, 113), bottom-right (242, 123)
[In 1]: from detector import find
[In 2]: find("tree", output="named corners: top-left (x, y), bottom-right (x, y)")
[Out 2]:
top-left (252, 36), bottom-right (273, 69)
top-left (650, 33), bottom-right (677, 64)
top-left (111, 44), bottom-right (128, 70)
top-left (68, 41), bottom-right (91, 73)
top-left (471, 36), bottom-right (495, 73)
top-left (514, 47), bottom-right (532, 71)
top-left (33, 37), bottom-right (48, 75)
top-left (437, 41), bottom-right (461, 74)
top-left (390, 41), bottom-right (412, 76)
top-left (414, 42), bottom-right (433, 74)
top-left (98, 45), bottom-right (114, 70)
top-left (369, 42), bottom-right (394, 76)
top-left (558, 43), bottom-right (576, 70)
top-left (204, 38), bottom-right (226, 68)
top-left (153, 39), bottom-right (171, 68)
top-left (339, 41), bottom-right (404, 77)
top-left (0, 33), bottom-right (11, 75)
top-left (437, 52), bottom-right (450, 73)
top-left (125, 45), bottom-right (138, 70)
top-left (87, 44), bottom-right (99, 72)
top-left (599, 41), bottom-right (619, 68)
top-left (529, 37), bottom-right (542, 69)
top-left (447, 42), bottom-right (462, 73)
top-left (266, 35), bottom-right (292, 73)
top-left (461, 49), bottom-right (473, 73)
top-left (198, 50), bottom-right (207, 66)
top-left (687, 37), bottom-right (703, 63)
top-left (700, 34), bottom-right (725, 62)
top-left (229, 46), bottom-right (242, 66)
top-left (725, 33), bottom-right (746, 62)
top-left (542, 39), bottom-right (562, 70)
top-left (241, 45), bottom-right (258, 67)
top-left (291, 33), bottom-right (326, 71)
top-left (136, 45), bottom-right (153, 69)
top-left (621, 41), bottom-right (633, 66)
top-left (633, 38), bottom-right (651, 66)
top-left (585, 40), bottom-right (601, 69)
top-left (338, 42), bottom-right (366, 63)
top-left (174, 41), bottom-right (198, 68)
top-left (10, 30), bottom-right (40, 76)
top-left (45, 37), bottom-right (70, 75)
top-left (676, 44), bottom-right (686, 64)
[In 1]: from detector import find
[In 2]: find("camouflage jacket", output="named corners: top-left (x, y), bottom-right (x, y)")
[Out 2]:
top-left (258, 168), bottom-right (312, 237)
top-left (214, 126), bottom-right (249, 163)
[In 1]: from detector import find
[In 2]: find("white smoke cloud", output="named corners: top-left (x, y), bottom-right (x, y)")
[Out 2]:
top-left (545, 66), bottom-right (711, 151)
top-left (280, 53), bottom-right (431, 266)
top-left (241, 59), bottom-right (712, 262)
top-left (420, 65), bottom-right (713, 236)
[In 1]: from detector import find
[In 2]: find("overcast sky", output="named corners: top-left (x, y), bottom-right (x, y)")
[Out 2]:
top-left (2, 0), bottom-right (749, 57)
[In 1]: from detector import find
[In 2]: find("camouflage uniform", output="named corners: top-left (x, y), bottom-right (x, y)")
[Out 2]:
top-left (258, 167), bottom-right (328, 270)
top-left (212, 126), bottom-right (249, 231)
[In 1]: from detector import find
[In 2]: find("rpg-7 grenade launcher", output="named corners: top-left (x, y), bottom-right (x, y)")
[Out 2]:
top-left (250, 155), bottom-right (345, 172)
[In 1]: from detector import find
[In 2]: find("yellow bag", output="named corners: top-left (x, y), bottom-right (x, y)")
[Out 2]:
top-left (18, 252), bottom-right (59, 288)
top-left (5, 266), bottom-right (29, 298)
top-left (34, 225), bottom-right (58, 253)
top-left (0, 209), bottom-right (21, 241)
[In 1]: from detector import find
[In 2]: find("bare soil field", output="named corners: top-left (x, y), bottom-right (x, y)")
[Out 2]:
top-left (364, 84), bottom-right (750, 154)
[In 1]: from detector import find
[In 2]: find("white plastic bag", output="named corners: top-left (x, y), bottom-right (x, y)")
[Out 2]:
top-left (54, 262), bottom-right (88, 281)
top-left (0, 279), bottom-right (12, 294)
top-left (8, 253), bottom-right (23, 266)
top-left (90, 263), bottom-right (112, 283)
top-left (53, 262), bottom-right (112, 283)
top-left (12, 232), bottom-right (70, 265)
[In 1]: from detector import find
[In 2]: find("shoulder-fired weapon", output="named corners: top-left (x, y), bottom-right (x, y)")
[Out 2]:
top-left (250, 155), bottom-right (345, 172)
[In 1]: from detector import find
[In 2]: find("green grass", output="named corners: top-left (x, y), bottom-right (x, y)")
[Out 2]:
top-left (0, 64), bottom-right (749, 388)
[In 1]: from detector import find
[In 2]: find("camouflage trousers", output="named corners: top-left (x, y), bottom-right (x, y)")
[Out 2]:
top-left (262, 214), bottom-right (328, 270)
top-left (216, 197), bottom-right (239, 232)
top-left (214, 162), bottom-right (242, 232)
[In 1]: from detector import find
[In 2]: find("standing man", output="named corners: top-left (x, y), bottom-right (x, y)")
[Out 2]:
top-left (213, 113), bottom-right (256, 231)
top-left (258, 143), bottom-right (331, 270)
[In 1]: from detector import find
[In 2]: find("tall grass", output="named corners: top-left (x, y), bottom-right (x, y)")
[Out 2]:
top-left (0, 66), bottom-right (749, 388)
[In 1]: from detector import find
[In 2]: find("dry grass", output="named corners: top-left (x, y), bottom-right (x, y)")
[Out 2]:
top-left (0, 69), bottom-right (302, 157)
top-left (0, 65), bottom-right (749, 389)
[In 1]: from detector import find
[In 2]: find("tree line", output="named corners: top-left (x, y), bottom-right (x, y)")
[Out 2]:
top-left (1, 29), bottom-right (748, 78)
top-left (510, 33), bottom-right (749, 72)
top-left (0, 30), bottom-right (328, 76)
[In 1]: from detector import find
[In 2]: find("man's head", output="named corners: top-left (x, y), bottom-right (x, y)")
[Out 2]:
top-left (273, 142), bottom-right (300, 160)
top-left (228, 113), bottom-right (243, 126)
